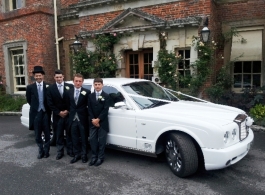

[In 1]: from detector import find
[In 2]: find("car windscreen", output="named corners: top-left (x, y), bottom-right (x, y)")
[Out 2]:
top-left (122, 81), bottom-right (178, 102)
top-left (129, 95), bottom-right (170, 109)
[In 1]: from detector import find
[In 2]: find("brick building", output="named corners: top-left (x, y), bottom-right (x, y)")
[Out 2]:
top-left (0, 0), bottom-right (264, 95)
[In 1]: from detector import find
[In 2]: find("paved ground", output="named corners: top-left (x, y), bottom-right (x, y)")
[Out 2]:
top-left (0, 116), bottom-right (265, 195)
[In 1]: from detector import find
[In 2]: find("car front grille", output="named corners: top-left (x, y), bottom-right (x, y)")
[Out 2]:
top-left (239, 120), bottom-right (249, 141)
top-left (234, 114), bottom-right (249, 141)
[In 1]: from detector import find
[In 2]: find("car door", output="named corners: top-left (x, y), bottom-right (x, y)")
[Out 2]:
top-left (103, 85), bottom-right (137, 149)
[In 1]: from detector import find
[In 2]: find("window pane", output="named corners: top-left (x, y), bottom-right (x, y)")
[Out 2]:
top-left (253, 61), bottom-right (261, 73)
top-left (144, 65), bottom-right (148, 74)
top-left (185, 50), bottom-right (190, 58)
top-left (253, 75), bottom-right (261, 87)
top-left (134, 54), bottom-right (138, 64)
top-left (234, 62), bottom-right (242, 73)
top-left (19, 55), bottom-right (23, 65)
top-left (130, 65), bottom-right (134, 74)
top-left (12, 0), bottom-right (17, 9)
top-left (243, 74), bottom-right (251, 87)
top-left (243, 61), bottom-right (251, 73)
top-left (135, 65), bottom-right (139, 74)
top-left (234, 74), bottom-right (242, 88)
top-left (129, 54), bottom-right (133, 64)
top-left (17, 0), bottom-right (23, 8)
top-left (14, 56), bottom-right (18, 65)
top-left (178, 50), bottom-right (184, 58)
top-left (178, 61), bottom-right (183, 69)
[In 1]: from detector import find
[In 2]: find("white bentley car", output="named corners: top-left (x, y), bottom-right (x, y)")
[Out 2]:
top-left (21, 78), bottom-right (254, 177)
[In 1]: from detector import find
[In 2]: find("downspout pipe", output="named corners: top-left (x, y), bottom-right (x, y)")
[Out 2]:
top-left (54, 0), bottom-right (64, 70)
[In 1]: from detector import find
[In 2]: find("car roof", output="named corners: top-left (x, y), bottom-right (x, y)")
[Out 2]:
top-left (82, 78), bottom-right (151, 85)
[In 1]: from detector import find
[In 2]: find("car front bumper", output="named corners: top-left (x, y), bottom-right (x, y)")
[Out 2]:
top-left (202, 128), bottom-right (254, 171)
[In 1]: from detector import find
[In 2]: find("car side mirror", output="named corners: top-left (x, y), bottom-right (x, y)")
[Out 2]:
top-left (114, 102), bottom-right (127, 109)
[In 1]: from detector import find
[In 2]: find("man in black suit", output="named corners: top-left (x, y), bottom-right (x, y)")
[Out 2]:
top-left (26, 66), bottom-right (51, 159)
top-left (88, 78), bottom-right (110, 166)
top-left (47, 70), bottom-right (74, 160)
top-left (67, 73), bottom-right (91, 164)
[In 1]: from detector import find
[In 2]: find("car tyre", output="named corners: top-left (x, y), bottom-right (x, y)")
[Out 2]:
top-left (165, 132), bottom-right (198, 177)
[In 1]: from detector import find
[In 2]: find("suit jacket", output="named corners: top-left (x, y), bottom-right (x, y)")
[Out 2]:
top-left (67, 87), bottom-right (91, 130)
top-left (47, 82), bottom-right (73, 116)
top-left (26, 82), bottom-right (51, 130)
top-left (88, 91), bottom-right (110, 132)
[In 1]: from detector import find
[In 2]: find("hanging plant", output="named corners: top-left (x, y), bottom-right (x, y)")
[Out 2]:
top-left (72, 32), bottom-right (127, 78)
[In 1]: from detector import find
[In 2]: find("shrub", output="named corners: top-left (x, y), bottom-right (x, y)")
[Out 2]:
top-left (249, 104), bottom-right (265, 126)
top-left (0, 94), bottom-right (27, 112)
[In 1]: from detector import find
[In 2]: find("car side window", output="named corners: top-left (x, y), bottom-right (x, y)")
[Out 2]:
top-left (82, 84), bottom-right (92, 91)
top-left (103, 86), bottom-right (125, 107)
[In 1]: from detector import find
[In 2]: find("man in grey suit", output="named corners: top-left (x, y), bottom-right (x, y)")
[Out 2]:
top-left (88, 78), bottom-right (110, 166)
top-left (26, 66), bottom-right (51, 159)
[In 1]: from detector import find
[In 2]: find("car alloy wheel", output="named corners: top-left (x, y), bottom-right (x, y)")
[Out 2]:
top-left (165, 133), bottom-right (198, 177)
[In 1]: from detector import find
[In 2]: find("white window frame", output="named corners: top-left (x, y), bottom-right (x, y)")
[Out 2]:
top-left (3, 41), bottom-right (28, 94)
top-left (10, 48), bottom-right (26, 93)
top-left (233, 61), bottom-right (262, 92)
top-left (2, 0), bottom-right (24, 12)
top-left (175, 48), bottom-right (191, 88)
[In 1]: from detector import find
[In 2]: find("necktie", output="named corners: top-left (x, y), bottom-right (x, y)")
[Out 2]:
top-left (75, 90), bottom-right (79, 104)
top-left (58, 84), bottom-right (63, 97)
top-left (96, 92), bottom-right (100, 100)
top-left (38, 84), bottom-right (41, 93)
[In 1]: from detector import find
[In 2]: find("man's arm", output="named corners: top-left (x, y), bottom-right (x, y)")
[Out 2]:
top-left (26, 85), bottom-right (32, 106)
top-left (47, 86), bottom-right (61, 116)
top-left (97, 94), bottom-right (110, 122)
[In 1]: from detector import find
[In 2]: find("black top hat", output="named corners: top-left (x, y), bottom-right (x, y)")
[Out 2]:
top-left (32, 66), bottom-right (45, 75)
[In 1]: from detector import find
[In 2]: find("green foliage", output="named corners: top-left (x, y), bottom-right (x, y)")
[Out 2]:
top-left (250, 104), bottom-right (265, 126)
top-left (72, 33), bottom-right (125, 78)
top-left (156, 49), bottom-right (180, 90)
top-left (156, 33), bottom-right (216, 95)
top-left (0, 75), bottom-right (4, 93)
top-left (0, 94), bottom-right (27, 112)
top-left (188, 37), bottom-right (216, 95)
top-left (206, 63), bottom-right (233, 102)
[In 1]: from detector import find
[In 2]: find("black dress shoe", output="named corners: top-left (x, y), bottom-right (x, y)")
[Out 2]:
top-left (94, 159), bottom-right (104, 166)
top-left (67, 152), bottom-right (74, 157)
top-left (70, 156), bottom-right (81, 164)
top-left (37, 152), bottom-right (44, 159)
top-left (44, 153), bottom-right (50, 158)
top-left (88, 158), bottom-right (97, 166)
top-left (82, 156), bottom-right (88, 163)
top-left (56, 153), bottom-right (64, 160)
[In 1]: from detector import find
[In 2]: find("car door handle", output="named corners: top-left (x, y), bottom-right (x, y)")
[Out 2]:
top-left (141, 123), bottom-right (146, 125)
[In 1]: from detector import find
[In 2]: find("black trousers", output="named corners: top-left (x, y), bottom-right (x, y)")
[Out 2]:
top-left (34, 110), bottom-right (50, 154)
top-left (54, 116), bottom-right (73, 155)
top-left (90, 125), bottom-right (107, 160)
top-left (71, 120), bottom-right (87, 157)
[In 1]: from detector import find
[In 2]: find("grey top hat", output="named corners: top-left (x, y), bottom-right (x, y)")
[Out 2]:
top-left (32, 66), bottom-right (45, 75)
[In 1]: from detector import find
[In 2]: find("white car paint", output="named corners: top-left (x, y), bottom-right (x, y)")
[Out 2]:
top-left (21, 78), bottom-right (254, 175)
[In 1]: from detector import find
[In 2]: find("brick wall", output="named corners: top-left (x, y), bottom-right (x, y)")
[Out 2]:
top-left (59, 0), bottom-right (79, 9)
top-left (140, 0), bottom-right (211, 20)
top-left (216, 0), bottom-right (265, 22)
top-left (0, 13), bottom-right (56, 85)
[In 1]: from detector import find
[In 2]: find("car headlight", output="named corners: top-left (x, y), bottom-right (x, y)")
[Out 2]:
top-left (232, 128), bottom-right (237, 140)
top-left (224, 131), bottom-right (229, 143)
top-left (246, 117), bottom-right (254, 127)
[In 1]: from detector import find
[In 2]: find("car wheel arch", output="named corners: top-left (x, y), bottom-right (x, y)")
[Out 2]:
top-left (155, 130), bottom-right (205, 171)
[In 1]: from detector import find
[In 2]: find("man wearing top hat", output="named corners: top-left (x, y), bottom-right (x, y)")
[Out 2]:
top-left (26, 66), bottom-right (51, 159)
top-left (47, 70), bottom-right (74, 160)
